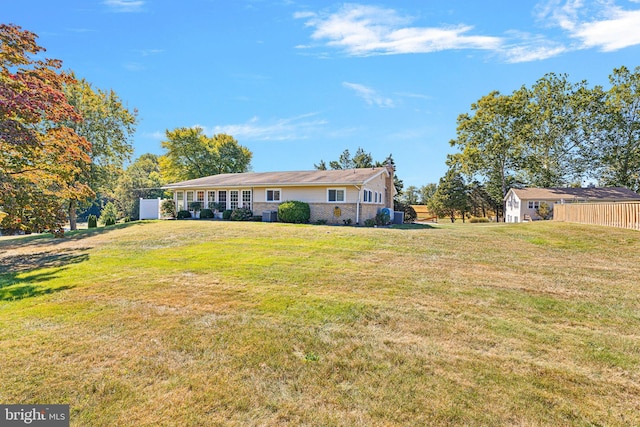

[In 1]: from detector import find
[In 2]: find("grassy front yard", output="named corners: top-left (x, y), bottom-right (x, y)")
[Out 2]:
top-left (1, 220), bottom-right (639, 425)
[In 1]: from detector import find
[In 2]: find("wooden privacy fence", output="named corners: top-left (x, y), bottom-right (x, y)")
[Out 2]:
top-left (553, 202), bottom-right (640, 231)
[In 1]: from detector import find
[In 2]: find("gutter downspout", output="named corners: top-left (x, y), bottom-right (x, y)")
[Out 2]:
top-left (355, 185), bottom-right (361, 225)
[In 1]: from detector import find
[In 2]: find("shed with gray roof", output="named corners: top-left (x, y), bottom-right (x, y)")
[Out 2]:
top-left (504, 187), bottom-right (640, 223)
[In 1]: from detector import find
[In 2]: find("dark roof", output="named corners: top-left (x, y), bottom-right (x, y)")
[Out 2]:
top-left (507, 187), bottom-right (640, 201)
top-left (163, 168), bottom-right (390, 189)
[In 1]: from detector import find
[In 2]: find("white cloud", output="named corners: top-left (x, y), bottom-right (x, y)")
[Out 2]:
top-left (394, 91), bottom-right (432, 101)
top-left (537, 0), bottom-right (640, 51)
top-left (500, 31), bottom-right (568, 62)
top-left (145, 131), bottom-right (165, 140)
top-left (104, 0), bottom-right (144, 13)
top-left (296, 1), bottom-right (640, 62)
top-left (295, 4), bottom-right (503, 56)
top-left (293, 11), bottom-right (316, 19)
top-left (207, 113), bottom-right (328, 141)
top-left (343, 82), bottom-right (395, 108)
top-left (138, 49), bottom-right (164, 56)
top-left (503, 44), bottom-right (568, 63)
top-left (123, 62), bottom-right (144, 71)
top-left (573, 8), bottom-right (640, 50)
top-left (535, 0), bottom-right (584, 31)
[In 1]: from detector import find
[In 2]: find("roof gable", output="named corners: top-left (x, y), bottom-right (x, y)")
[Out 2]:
top-left (163, 168), bottom-right (389, 189)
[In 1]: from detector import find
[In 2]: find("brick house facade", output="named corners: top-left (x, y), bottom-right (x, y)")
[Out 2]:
top-left (163, 166), bottom-right (396, 225)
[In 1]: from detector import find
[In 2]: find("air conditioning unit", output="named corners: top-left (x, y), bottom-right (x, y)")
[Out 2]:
top-left (262, 210), bottom-right (278, 222)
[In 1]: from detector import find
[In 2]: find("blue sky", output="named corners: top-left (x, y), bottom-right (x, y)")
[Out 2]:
top-left (5, 1), bottom-right (640, 187)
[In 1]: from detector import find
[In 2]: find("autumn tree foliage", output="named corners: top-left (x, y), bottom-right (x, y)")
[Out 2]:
top-left (0, 24), bottom-right (93, 235)
top-left (62, 77), bottom-right (138, 229)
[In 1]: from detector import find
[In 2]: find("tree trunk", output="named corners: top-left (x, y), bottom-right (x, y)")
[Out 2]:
top-left (68, 199), bottom-right (77, 231)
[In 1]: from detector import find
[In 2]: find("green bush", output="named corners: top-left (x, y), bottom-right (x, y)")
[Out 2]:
top-left (364, 218), bottom-right (376, 227)
top-left (99, 201), bottom-right (118, 226)
top-left (177, 210), bottom-right (192, 219)
top-left (189, 201), bottom-right (202, 213)
top-left (278, 201), bottom-right (310, 224)
top-left (375, 210), bottom-right (391, 226)
top-left (316, 219), bottom-right (328, 225)
top-left (87, 214), bottom-right (98, 229)
top-left (230, 207), bottom-right (253, 221)
top-left (161, 199), bottom-right (176, 218)
top-left (200, 208), bottom-right (215, 219)
top-left (536, 202), bottom-right (553, 220)
top-left (469, 217), bottom-right (490, 223)
top-left (222, 209), bottom-right (233, 220)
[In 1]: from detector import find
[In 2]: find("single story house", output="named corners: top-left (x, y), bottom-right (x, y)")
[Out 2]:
top-left (504, 187), bottom-right (640, 223)
top-left (162, 166), bottom-right (396, 224)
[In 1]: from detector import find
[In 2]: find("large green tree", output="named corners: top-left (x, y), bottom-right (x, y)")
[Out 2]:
top-left (449, 89), bottom-right (528, 202)
top-left (419, 183), bottom-right (437, 205)
top-left (63, 77), bottom-right (138, 229)
top-left (315, 149), bottom-right (404, 202)
top-left (522, 73), bottom-right (597, 187)
top-left (0, 24), bottom-right (93, 235)
top-left (428, 168), bottom-right (470, 223)
top-left (399, 185), bottom-right (420, 205)
top-left (316, 147), bottom-right (375, 170)
top-left (449, 72), bottom-right (610, 221)
top-left (596, 66), bottom-right (640, 191)
top-left (113, 153), bottom-right (165, 219)
top-left (160, 127), bottom-right (252, 182)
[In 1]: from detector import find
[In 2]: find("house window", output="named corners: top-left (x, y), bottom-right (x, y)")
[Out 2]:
top-left (242, 190), bottom-right (252, 209)
top-left (328, 188), bottom-right (345, 202)
top-left (218, 191), bottom-right (227, 210)
top-left (186, 191), bottom-right (194, 210)
top-left (230, 190), bottom-right (239, 210)
top-left (207, 191), bottom-right (216, 208)
top-left (196, 191), bottom-right (205, 210)
top-left (266, 189), bottom-right (281, 202)
top-left (176, 191), bottom-right (184, 211)
top-left (363, 189), bottom-right (372, 203)
top-left (528, 201), bottom-right (540, 209)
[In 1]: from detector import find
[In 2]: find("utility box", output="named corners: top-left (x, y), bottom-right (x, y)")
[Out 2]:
top-left (262, 211), bottom-right (278, 222)
top-left (393, 211), bottom-right (404, 224)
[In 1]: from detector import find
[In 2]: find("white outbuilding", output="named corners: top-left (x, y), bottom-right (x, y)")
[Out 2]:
top-left (504, 187), bottom-right (640, 223)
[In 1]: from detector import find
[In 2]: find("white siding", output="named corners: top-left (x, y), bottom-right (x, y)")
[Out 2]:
top-left (504, 192), bottom-right (522, 223)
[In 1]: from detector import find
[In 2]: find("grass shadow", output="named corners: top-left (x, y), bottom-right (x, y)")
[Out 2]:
top-left (0, 275), bottom-right (75, 301)
top-left (0, 249), bottom-right (90, 275)
top-left (0, 249), bottom-right (89, 301)
top-left (0, 220), bottom-right (153, 250)
top-left (391, 223), bottom-right (436, 230)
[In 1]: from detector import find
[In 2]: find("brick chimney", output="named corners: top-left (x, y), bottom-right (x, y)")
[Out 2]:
top-left (385, 161), bottom-right (395, 209)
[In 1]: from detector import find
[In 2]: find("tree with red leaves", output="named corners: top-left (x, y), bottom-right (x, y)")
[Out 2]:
top-left (0, 24), bottom-right (93, 236)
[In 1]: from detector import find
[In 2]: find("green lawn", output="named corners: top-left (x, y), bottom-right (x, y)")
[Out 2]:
top-left (1, 220), bottom-right (639, 426)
